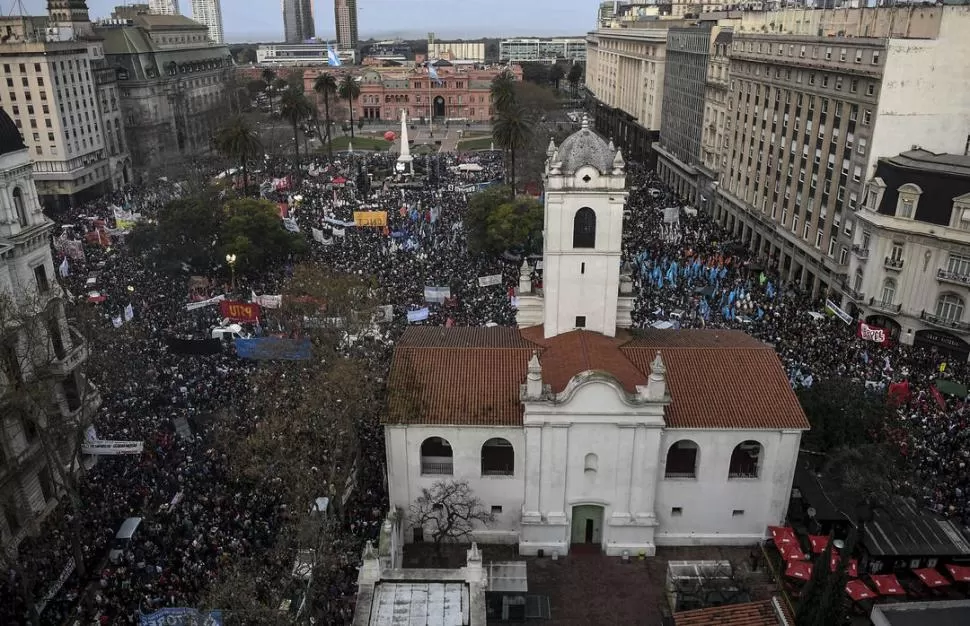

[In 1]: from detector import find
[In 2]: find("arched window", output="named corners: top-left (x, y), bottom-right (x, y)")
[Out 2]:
top-left (480, 438), bottom-right (514, 476)
top-left (880, 278), bottom-right (896, 306)
top-left (420, 437), bottom-right (453, 476)
top-left (584, 453), bottom-right (598, 473)
top-left (664, 440), bottom-right (699, 479)
top-left (12, 188), bottom-right (27, 227)
top-left (728, 440), bottom-right (762, 479)
top-left (936, 293), bottom-right (965, 322)
top-left (573, 207), bottom-right (596, 248)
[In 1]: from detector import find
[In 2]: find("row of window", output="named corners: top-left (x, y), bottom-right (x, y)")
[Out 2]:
top-left (735, 40), bottom-right (881, 67)
top-left (416, 437), bottom-right (766, 481)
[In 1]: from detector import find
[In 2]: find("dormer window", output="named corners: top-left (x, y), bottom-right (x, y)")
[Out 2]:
top-left (895, 183), bottom-right (922, 219)
top-left (864, 177), bottom-right (886, 211)
top-left (951, 194), bottom-right (970, 231)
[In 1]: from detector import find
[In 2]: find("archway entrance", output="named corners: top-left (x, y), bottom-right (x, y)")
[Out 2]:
top-left (433, 96), bottom-right (445, 118)
top-left (570, 505), bottom-right (604, 550)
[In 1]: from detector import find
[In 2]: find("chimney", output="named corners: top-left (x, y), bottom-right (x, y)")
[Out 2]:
top-left (518, 259), bottom-right (532, 294)
top-left (525, 351), bottom-right (543, 399)
top-left (644, 351), bottom-right (667, 400)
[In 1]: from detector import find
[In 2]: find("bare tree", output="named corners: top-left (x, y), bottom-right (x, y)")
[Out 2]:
top-left (409, 480), bottom-right (493, 561)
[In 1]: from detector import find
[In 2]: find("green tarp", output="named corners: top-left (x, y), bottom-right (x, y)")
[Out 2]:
top-left (935, 379), bottom-right (968, 397)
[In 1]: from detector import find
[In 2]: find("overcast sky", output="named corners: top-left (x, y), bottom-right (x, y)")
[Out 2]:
top-left (19, 0), bottom-right (595, 42)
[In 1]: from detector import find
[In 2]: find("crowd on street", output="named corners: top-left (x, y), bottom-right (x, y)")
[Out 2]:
top-left (2, 147), bottom-right (969, 625)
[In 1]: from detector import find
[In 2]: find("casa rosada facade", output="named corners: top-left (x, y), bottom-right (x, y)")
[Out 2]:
top-left (301, 65), bottom-right (523, 123)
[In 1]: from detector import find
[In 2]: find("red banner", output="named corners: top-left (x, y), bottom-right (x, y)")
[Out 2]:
top-left (219, 300), bottom-right (260, 322)
top-left (930, 384), bottom-right (946, 410)
top-left (857, 321), bottom-right (891, 347)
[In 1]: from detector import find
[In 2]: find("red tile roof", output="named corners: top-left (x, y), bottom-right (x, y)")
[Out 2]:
top-left (674, 599), bottom-right (789, 626)
top-left (386, 327), bottom-right (809, 431)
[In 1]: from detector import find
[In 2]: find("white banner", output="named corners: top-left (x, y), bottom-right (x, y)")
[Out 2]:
top-left (374, 304), bottom-right (394, 323)
top-left (311, 227), bottom-right (325, 243)
top-left (477, 274), bottom-right (503, 288)
top-left (253, 294), bottom-right (282, 309)
top-left (185, 295), bottom-right (226, 311)
top-left (663, 207), bottom-right (680, 224)
top-left (825, 298), bottom-right (853, 325)
top-left (81, 440), bottom-right (144, 455)
top-left (424, 286), bottom-right (451, 303)
top-left (407, 308), bottom-right (429, 322)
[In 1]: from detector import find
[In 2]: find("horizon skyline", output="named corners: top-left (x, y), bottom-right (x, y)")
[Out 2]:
top-left (15, 0), bottom-right (595, 43)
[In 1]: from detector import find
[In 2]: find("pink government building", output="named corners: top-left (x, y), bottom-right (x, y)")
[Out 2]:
top-left (302, 64), bottom-right (522, 124)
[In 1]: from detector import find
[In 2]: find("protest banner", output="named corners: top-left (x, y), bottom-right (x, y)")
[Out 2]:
top-left (234, 338), bottom-right (312, 360)
top-left (407, 308), bottom-right (429, 323)
top-left (140, 608), bottom-right (223, 626)
top-left (219, 300), bottom-right (260, 323)
top-left (423, 286), bottom-right (451, 304)
top-left (857, 321), bottom-right (891, 347)
top-left (81, 440), bottom-right (144, 455)
top-left (185, 295), bottom-right (225, 311)
top-left (824, 298), bottom-right (853, 325)
top-left (477, 274), bottom-right (503, 288)
top-left (353, 211), bottom-right (388, 227)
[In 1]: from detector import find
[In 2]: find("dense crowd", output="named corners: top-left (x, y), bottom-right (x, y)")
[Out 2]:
top-left (2, 146), bottom-right (968, 625)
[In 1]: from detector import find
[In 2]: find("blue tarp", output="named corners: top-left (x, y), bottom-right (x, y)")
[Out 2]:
top-left (234, 338), bottom-right (312, 360)
top-left (140, 608), bottom-right (223, 626)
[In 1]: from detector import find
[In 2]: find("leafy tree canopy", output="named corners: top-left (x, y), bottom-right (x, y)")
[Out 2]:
top-left (220, 198), bottom-right (305, 272)
top-left (796, 379), bottom-right (894, 454)
top-left (465, 186), bottom-right (542, 255)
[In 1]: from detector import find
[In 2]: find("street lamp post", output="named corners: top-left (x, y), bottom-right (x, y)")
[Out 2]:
top-left (226, 253), bottom-right (237, 291)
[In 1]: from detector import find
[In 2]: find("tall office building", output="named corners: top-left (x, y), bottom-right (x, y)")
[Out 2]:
top-left (190, 0), bottom-right (224, 43)
top-left (334, 0), bottom-right (358, 50)
top-left (148, 0), bottom-right (180, 15)
top-left (282, 0), bottom-right (315, 44)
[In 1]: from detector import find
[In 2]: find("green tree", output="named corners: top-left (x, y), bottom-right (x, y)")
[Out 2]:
top-left (128, 194), bottom-right (224, 271)
top-left (490, 69), bottom-right (517, 112)
top-left (492, 102), bottom-right (534, 194)
top-left (465, 186), bottom-right (542, 255)
top-left (338, 74), bottom-right (362, 139)
top-left (520, 62), bottom-right (550, 85)
top-left (567, 63), bottom-right (584, 95)
top-left (796, 380), bottom-right (893, 454)
top-left (549, 63), bottom-right (565, 89)
top-left (212, 115), bottom-right (263, 193)
top-left (313, 73), bottom-right (339, 160)
top-left (823, 444), bottom-right (904, 542)
top-left (796, 537), bottom-right (835, 626)
top-left (279, 87), bottom-right (313, 166)
top-left (246, 78), bottom-right (267, 97)
top-left (219, 198), bottom-right (306, 274)
top-left (261, 68), bottom-right (277, 111)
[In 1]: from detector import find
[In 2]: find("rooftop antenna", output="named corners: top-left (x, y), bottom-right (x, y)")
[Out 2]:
top-left (6, 0), bottom-right (29, 16)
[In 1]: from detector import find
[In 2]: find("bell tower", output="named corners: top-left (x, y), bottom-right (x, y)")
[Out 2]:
top-left (47, 1), bottom-right (94, 38)
top-left (540, 115), bottom-right (627, 338)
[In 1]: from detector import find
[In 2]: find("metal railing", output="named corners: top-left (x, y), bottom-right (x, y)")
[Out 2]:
top-left (839, 280), bottom-right (865, 302)
top-left (920, 310), bottom-right (970, 332)
top-left (420, 460), bottom-right (454, 476)
top-left (936, 268), bottom-right (970, 286)
top-left (851, 244), bottom-right (869, 259)
top-left (664, 471), bottom-right (697, 479)
top-left (868, 297), bottom-right (901, 314)
top-left (884, 256), bottom-right (904, 270)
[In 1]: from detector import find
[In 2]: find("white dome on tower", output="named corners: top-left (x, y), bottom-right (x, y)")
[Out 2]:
top-left (554, 114), bottom-right (617, 175)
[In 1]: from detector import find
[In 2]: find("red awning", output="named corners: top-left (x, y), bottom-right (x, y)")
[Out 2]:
top-left (826, 552), bottom-right (859, 577)
top-left (779, 542), bottom-right (808, 562)
top-left (913, 568), bottom-right (951, 588)
top-left (786, 560), bottom-right (813, 581)
top-left (946, 564), bottom-right (970, 583)
top-left (870, 574), bottom-right (906, 596)
top-left (809, 535), bottom-right (830, 554)
top-left (845, 579), bottom-right (878, 602)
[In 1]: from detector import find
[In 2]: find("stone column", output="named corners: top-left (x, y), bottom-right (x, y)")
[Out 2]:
top-left (634, 427), bottom-right (663, 520)
top-left (522, 424), bottom-right (543, 522)
top-left (612, 424), bottom-right (637, 519)
top-left (545, 424), bottom-right (570, 525)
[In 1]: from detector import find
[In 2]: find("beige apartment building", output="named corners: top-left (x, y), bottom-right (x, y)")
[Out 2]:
top-left (712, 6), bottom-right (970, 299)
top-left (0, 12), bottom-right (125, 208)
top-left (428, 40), bottom-right (486, 63)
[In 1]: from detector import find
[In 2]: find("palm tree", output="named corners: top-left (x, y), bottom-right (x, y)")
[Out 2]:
top-left (279, 87), bottom-right (313, 167)
top-left (313, 73), bottom-right (338, 160)
top-left (261, 67), bottom-right (277, 112)
top-left (492, 102), bottom-right (533, 195)
top-left (490, 69), bottom-right (517, 113)
top-left (338, 74), bottom-right (362, 140)
top-left (213, 115), bottom-right (263, 194)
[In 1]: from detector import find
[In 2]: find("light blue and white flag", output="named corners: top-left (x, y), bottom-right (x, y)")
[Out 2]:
top-left (427, 61), bottom-right (443, 86)
top-left (326, 44), bottom-right (342, 67)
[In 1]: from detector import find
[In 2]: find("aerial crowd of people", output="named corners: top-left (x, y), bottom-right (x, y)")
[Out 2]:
top-left (1, 145), bottom-right (968, 625)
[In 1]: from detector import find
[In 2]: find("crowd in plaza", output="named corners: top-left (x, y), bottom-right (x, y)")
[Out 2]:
top-left (2, 145), bottom-right (969, 624)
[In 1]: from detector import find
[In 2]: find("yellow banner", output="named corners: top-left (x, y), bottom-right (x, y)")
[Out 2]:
top-left (353, 211), bottom-right (388, 227)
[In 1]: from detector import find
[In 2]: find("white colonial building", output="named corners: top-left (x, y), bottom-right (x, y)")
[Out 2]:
top-left (384, 120), bottom-right (808, 557)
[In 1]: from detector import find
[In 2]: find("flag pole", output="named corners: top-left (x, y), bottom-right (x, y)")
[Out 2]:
top-left (428, 64), bottom-right (433, 136)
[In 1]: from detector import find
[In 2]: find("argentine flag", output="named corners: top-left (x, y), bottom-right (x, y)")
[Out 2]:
top-left (326, 44), bottom-right (342, 67)
top-left (427, 61), bottom-right (443, 86)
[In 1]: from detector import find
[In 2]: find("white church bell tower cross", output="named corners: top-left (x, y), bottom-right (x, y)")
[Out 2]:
top-left (540, 115), bottom-right (628, 339)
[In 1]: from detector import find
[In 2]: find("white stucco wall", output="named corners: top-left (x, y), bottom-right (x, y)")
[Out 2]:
top-left (868, 11), bottom-right (970, 179)
top-left (384, 425), bottom-right (525, 544)
top-left (655, 428), bottom-right (802, 546)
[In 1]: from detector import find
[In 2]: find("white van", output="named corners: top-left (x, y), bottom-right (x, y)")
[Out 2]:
top-left (210, 324), bottom-right (251, 342)
top-left (109, 516), bottom-right (142, 563)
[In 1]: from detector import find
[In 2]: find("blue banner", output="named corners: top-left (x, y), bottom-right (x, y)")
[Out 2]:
top-left (140, 608), bottom-right (223, 626)
top-left (234, 338), bottom-right (312, 360)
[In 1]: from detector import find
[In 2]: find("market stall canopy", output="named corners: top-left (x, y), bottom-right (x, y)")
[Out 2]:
top-left (845, 580), bottom-right (877, 602)
top-left (785, 561), bottom-right (812, 581)
top-left (809, 535), bottom-right (830, 554)
top-left (869, 574), bottom-right (905, 595)
top-left (945, 563), bottom-right (970, 583)
top-left (913, 567), bottom-right (951, 588)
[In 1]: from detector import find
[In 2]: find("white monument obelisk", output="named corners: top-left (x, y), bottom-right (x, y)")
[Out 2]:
top-left (397, 109), bottom-right (414, 175)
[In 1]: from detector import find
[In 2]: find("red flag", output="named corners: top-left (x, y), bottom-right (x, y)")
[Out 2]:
top-left (930, 385), bottom-right (946, 410)
top-left (445, 317), bottom-right (454, 328)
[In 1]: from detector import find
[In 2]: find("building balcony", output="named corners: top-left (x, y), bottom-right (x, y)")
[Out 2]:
top-left (936, 268), bottom-right (970, 287)
top-left (48, 328), bottom-right (89, 378)
top-left (851, 244), bottom-right (869, 260)
top-left (884, 257), bottom-right (904, 272)
top-left (868, 297), bottom-right (901, 314)
top-left (839, 279), bottom-right (864, 303)
top-left (920, 311), bottom-right (970, 333)
top-left (420, 460), bottom-right (454, 476)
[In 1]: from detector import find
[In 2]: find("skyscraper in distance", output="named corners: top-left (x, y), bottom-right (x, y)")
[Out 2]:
top-left (282, 0), bottom-right (315, 44)
top-left (334, 0), bottom-right (358, 50)
top-left (191, 0), bottom-right (224, 43)
top-left (148, 0), bottom-right (180, 15)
